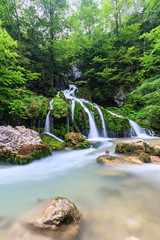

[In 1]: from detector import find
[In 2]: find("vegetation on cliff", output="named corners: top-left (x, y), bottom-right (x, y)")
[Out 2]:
top-left (0, 0), bottom-right (159, 132)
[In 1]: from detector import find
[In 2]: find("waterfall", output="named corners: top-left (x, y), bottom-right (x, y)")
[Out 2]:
top-left (129, 120), bottom-right (155, 138)
top-left (44, 85), bottom-right (155, 141)
top-left (44, 99), bottom-right (63, 143)
top-left (57, 84), bottom-right (108, 139)
top-left (108, 110), bottom-right (155, 138)
top-left (94, 104), bottom-right (107, 138)
top-left (44, 99), bottom-right (54, 133)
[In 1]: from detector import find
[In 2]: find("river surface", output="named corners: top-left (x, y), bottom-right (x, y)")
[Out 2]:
top-left (0, 138), bottom-right (160, 240)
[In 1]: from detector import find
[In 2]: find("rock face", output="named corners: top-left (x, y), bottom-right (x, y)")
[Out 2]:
top-left (0, 126), bottom-right (51, 164)
top-left (33, 197), bottom-right (80, 230)
top-left (63, 132), bottom-right (91, 149)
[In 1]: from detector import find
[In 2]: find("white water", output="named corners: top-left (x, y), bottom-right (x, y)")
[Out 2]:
top-left (0, 139), bottom-right (160, 240)
top-left (129, 119), bottom-right (155, 138)
top-left (57, 84), bottom-right (108, 139)
top-left (44, 99), bottom-right (64, 142)
top-left (108, 110), bottom-right (155, 139)
top-left (45, 85), bottom-right (156, 141)
top-left (44, 98), bottom-right (54, 133)
top-left (42, 132), bottom-right (64, 143)
top-left (94, 103), bottom-right (107, 137)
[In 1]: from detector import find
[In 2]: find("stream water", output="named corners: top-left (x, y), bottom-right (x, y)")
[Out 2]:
top-left (0, 138), bottom-right (160, 240)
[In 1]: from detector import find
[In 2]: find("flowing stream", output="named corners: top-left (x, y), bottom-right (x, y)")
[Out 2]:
top-left (0, 138), bottom-right (160, 240)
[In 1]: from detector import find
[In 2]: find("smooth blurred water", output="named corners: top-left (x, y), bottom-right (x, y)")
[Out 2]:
top-left (0, 139), bottom-right (160, 240)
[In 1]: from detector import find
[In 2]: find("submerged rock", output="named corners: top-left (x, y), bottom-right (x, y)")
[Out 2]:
top-left (97, 155), bottom-right (142, 165)
top-left (33, 197), bottom-right (80, 230)
top-left (63, 132), bottom-right (91, 149)
top-left (0, 126), bottom-right (51, 164)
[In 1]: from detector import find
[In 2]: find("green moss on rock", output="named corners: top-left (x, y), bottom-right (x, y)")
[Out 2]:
top-left (40, 134), bottom-right (63, 150)
top-left (0, 143), bottom-right (51, 165)
top-left (139, 152), bottom-right (151, 163)
top-left (74, 103), bottom-right (89, 136)
top-left (63, 132), bottom-right (91, 149)
top-left (102, 108), bottom-right (130, 132)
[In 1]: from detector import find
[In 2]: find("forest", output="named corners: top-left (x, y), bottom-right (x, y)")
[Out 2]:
top-left (0, 0), bottom-right (160, 132)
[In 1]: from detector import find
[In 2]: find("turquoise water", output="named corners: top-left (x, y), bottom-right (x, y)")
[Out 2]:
top-left (0, 139), bottom-right (160, 240)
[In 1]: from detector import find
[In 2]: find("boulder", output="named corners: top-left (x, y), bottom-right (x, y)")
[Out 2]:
top-left (33, 197), bottom-right (80, 230)
top-left (0, 126), bottom-right (51, 164)
top-left (115, 140), bottom-right (155, 155)
top-left (63, 132), bottom-right (91, 149)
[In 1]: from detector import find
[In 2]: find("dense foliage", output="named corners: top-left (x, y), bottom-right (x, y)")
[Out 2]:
top-left (0, 0), bottom-right (159, 131)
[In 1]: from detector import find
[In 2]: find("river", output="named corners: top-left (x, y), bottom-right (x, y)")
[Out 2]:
top-left (0, 138), bottom-right (160, 240)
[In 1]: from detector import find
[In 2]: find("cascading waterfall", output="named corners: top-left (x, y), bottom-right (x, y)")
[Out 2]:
top-left (129, 120), bottom-right (155, 138)
top-left (44, 84), bottom-right (155, 141)
top-left (57, 84), bottom-right (107, 139)
top-left (94, 103), bottom-right (107, 138)
top-left (44, 98), bottom-right (54, 133)
top-left (108, 110), bottom-right (155, 138)
top-left (44, 98), bottom-right (63, 143)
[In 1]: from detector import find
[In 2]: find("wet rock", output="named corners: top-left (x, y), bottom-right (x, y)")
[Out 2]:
top-left (105, 150), bottom-right (109, 154)
top-left (33, 197), bottom-right (80, 230)
top-left (115, 140), bottom-right (154, 155)
top-left (63, 132), bottom-right (91, 149)
top-left (139, 152), bottom-right (151, 163)
top-left (0, 126), bottom-right (51, 164)
top-left (97, 155), bottom-right (142, 165)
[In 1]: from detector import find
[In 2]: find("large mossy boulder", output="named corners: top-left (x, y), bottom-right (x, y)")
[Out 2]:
top-left (63, 132), bottom-right (91, 149)
top-left (0, 126), bottom-right (51, 164)
top-left (115, 140), bottom-right (155, 155)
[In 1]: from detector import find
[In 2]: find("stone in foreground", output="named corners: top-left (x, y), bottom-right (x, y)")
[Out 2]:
top-left (63, 132), bottom-right (91, 149)
top-left (0, 126), bottom-right (51, 164)
top-left (33, 197), bottom-right (80, 230)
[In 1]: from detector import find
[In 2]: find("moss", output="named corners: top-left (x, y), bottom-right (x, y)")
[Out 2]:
top-left (63, 132), bottom-right (91, 149)
top-left (154, 148), bottom-right (160, 156)
top-left (54, 197), bottom-right (80, 223)
top-left (74, 102), bottom-right (89, 136)
top-left (40, 134), bottom-right (63, 150)
top-left (51, 97), bottom-right (70, 119)
top-left (139, 152), bottom-right (151, 163)
top-left (0, 143), bottom-right (51, 165)
top-left (115, 143), bottom-right (139, 155)
top-left (102, 108), bottom-right (130, 132)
